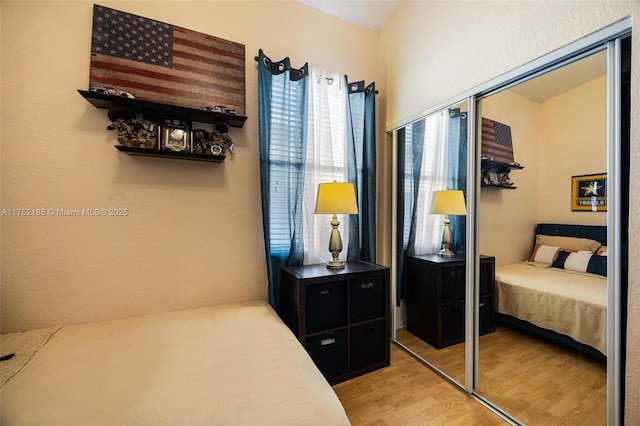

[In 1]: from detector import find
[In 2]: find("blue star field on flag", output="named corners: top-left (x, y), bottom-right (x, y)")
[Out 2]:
top-left (91, 6), bottom-right (174, 68)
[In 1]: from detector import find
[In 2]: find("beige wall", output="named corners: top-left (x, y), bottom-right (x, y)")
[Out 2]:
top-left (0, 1), bottom-right (381, 332)
top-left (381, 1), bottom-right (639, 422)
top-left (479, 90), bottom-right (543, 265)
top-left (538, 75), bottom-right (608, 226)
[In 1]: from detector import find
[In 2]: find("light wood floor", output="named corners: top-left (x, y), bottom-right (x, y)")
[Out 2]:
top-left (397, 325), bottom-right (607, 425)
top-left (333, 325), bottom-right (607, 425)
top-left (333, 343), bottom-right (508, 425)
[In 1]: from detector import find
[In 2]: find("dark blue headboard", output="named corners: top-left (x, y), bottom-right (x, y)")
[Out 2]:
top-left (535, 223), bottom-right (607, 246)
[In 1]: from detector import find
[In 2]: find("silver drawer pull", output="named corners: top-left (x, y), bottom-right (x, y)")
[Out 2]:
top-left (320, 289), bottom-right (333, 295)
top-left (479, 302), bottom-right (485, 307)
top-left (320, 338), bottom-right (336, 346)
top-left (361, 282), bottom-right (374, 289)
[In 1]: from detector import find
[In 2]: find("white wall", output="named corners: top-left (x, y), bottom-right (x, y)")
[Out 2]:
top-left (0, 1), bottom-right (382, 332)
top-left (380, 1), bottom-right (639, 421)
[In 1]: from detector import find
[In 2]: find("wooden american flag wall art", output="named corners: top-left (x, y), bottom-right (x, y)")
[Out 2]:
top-left (89, 5), bottom-right (245, 116)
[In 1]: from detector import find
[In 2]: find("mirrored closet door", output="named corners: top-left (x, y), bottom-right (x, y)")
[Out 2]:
top-left (390, 21), bottom-right (630, 425)
top-left (393, 100), bottom-right (469, 387)
top-left (475, 48), bottom-right (610, 425)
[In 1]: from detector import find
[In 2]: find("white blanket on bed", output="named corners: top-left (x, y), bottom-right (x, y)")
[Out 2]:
top-left (495, 261), bottom-right (607, 355)
top-left (0, 301), bottom-right (350, 425)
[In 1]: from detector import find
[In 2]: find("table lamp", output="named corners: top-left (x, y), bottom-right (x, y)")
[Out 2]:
top-left (430, 190), bottom-right (467, 257)
top-left (315, 182), bottom-right (358, 269)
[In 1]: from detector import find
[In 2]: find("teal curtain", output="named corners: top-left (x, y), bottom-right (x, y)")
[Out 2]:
top-left (396, 119), bottom-right (425, 305)
top-left (448, 108), bottom-right (468, 254)
top-left (257, 49), bottom-right (309, 312)
top-left (346, 80), bottom-right (377, 263)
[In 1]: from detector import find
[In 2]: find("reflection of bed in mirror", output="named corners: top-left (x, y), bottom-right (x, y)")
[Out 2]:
top-left (495, 223), bottom-right (607, 360)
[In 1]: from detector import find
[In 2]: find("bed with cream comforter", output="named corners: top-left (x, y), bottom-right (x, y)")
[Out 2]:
top-left (0, 301), bottom-right (350, 425)
top-left (496, 261), bottom-right (607, 356)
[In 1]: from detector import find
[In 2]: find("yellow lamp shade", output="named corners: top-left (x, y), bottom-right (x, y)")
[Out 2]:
top-left (430, 190), bottom-right (467, 216)
top-left (315, 182), bottom-right (358, 215)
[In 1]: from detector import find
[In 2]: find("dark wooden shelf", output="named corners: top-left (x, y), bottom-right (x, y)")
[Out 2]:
top-left (79, 90), bottom-right (247, 128)
top-left (481, 183), bottom-right (518, 189)
top-left (115, 145), bottom-right (225, 162)
top-left (481, 158), bottom-right (524, 170)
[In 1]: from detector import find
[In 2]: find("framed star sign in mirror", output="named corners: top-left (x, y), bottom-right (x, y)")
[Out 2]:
top-left (571, 173), bottom-right (607, 212)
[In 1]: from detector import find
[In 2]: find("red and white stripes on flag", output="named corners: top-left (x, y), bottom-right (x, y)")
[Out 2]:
top-left (481, 117), bottom-right (514, 164)
top-left (90, 5), bottom-right (245, 115)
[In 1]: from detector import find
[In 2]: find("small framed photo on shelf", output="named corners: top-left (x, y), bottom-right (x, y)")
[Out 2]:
top-left (161, 119), bottom-right (190, 152)
top-left (571, 173), bottom-right (607, 212)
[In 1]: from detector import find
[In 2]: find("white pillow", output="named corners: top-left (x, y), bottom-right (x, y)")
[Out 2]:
top-left (531, 245), bottom-right (560, 264)
top-left (563, 251), bottom-right (593, 273)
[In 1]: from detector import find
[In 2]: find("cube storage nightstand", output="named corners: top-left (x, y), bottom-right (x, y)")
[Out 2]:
top-left (280, 261), bottom-right (390, 384)
top-left (406, 254), bottom-right (495, 349)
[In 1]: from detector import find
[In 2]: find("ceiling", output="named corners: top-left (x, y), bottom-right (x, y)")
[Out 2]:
top-left (297, 0), bottom-right (606, 103)
top-left (297, 0), bottom-right (403, 32)
top-left (508, 51), bottom-right (607, 103)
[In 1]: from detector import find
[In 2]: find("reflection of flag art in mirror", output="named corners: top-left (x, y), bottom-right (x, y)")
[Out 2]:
top-left (89, 5), bottom-right (245, 115)
top-left (571, 173), bottom-right (607, 212)
top-left (481, 118), bottom-right (514, 164)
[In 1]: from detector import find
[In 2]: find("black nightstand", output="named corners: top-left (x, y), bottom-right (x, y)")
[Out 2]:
top-left (406, 254), bottom-right (495, 349)
top-left (280, 261), bottom-right (390, 384)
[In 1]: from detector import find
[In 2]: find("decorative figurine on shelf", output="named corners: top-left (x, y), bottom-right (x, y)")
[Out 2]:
top-left (497, 172), bottom-right (514, 187)
top-left (203, 105), bottom-right (236, 115)
top-left (107, 117), bottom-right (157, 149)
top-left (192, 127), bottom-right (235, 156)
top-left (90, 86), bottom-right (135, 99)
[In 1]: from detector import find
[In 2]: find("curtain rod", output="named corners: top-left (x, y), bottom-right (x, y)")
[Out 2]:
top-left (253, 56), bottom-right (378, 94)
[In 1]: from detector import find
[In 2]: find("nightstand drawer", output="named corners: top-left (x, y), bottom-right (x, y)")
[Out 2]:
top-left (349, 319), bottom-right (386, 371)
top-left (350, 276), bottom-right (385, 323)
top-left (441, 301), bottom-right (465, 343)
top-left (306, 281), bottom-right (347, 333)
top-left (306, 329), bottom-right (348, 379)
top-left (479, 295), bottom-right (495, 334)
top-left (441, 266), bottom-right (465, 302)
